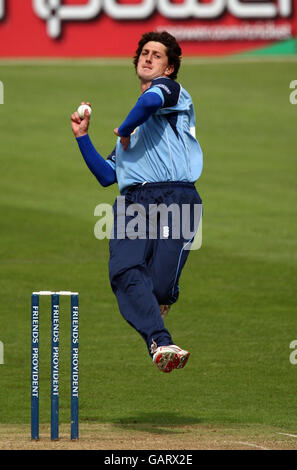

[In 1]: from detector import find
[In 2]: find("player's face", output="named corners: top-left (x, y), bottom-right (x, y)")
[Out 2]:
top-left (137, 41), bottom-right (174, 83)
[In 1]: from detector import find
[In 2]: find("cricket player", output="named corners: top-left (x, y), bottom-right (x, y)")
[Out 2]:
top-left (71, 31), bottom-right (203, 373)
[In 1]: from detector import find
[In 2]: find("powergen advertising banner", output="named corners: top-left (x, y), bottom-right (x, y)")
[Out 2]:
top-left (0, 0), bottom-right (296, 57)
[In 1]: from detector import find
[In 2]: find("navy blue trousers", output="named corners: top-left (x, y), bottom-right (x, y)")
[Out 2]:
top-left (109, 182), bottom-right (202, 356)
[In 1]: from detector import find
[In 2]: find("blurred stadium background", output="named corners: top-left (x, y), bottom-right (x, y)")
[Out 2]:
top-left (0, 0), bottom-right (296, 450)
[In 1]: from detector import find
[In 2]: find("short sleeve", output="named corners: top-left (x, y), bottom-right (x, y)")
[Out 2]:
top-left (148, 78), bottom-right (181, 109)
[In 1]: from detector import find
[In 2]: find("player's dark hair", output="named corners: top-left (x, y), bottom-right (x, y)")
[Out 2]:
top-left (133, 31), bottom-right (182, 81)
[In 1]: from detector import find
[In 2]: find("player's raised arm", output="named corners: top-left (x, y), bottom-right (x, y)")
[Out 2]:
top-left (71, 102), bottom-right (116, 187)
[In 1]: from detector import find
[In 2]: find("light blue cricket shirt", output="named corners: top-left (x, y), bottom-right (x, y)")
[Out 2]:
top-left (107, 77), bottom-right (203, 193)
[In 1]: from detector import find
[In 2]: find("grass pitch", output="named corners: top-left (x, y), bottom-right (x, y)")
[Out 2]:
top-left (0, 58), bottom-right (296, 448)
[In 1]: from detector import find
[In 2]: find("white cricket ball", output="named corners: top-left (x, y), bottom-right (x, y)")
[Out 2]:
top-left (77, 104), bottom-right (92, 119)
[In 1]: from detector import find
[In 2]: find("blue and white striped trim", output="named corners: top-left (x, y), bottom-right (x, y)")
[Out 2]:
top-left (171, 236), bottom-right (195, 297)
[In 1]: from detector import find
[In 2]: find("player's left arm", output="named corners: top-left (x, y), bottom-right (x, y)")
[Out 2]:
top-left (114, 91), bottom-right (163, 150)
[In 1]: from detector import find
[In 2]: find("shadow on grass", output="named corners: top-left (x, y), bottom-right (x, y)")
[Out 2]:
top-left (111, 412), bottom-right (202, 435)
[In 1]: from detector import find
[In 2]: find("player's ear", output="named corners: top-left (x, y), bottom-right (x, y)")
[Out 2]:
top-left (164, 64), bottom-right (174, 77)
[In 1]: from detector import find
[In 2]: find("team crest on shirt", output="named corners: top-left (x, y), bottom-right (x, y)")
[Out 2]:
top-left (162, 226), bottom-right (170, 238)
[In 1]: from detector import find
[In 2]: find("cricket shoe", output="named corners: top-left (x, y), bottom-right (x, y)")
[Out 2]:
top-left (159, 304), bottom-right (171, 320)
top-left (152, 345), bottom-right (190, 373)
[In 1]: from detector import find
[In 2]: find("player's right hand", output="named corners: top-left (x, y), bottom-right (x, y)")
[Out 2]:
top-left (71, 101), bottom-right (91, 138)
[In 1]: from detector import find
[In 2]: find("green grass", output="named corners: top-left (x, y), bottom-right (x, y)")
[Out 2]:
top-left (0, 59), bottom-right (296, 431)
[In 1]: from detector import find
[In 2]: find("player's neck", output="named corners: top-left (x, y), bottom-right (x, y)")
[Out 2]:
top-left (140, 80), bottom-right (151, 94)
top-left (140, 73), bottom-right (170, 94)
